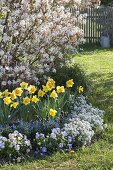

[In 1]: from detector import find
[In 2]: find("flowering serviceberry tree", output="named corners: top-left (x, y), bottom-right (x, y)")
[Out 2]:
top-left (0, 0), bottom-right (100, 90)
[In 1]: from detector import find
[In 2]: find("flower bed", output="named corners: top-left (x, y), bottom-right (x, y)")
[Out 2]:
top-left (0, 79), bottom-right (106, 163)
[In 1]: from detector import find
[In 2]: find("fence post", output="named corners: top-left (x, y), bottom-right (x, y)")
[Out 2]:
top-left (111, 9), bottom-right (113, 45)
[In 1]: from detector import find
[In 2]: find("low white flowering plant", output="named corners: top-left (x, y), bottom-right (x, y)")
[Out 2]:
top-left (0, 130), bottom-right (31, 162)
top-left (69, 95), bottom-right (106, 132)
top-left (63, 95), bottom-right (107, 146)
top-left (64, 118), bottom-right (94, 146)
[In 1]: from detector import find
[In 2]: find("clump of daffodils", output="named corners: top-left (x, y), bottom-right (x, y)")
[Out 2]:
top-left (0, 78), bottom-right (83, 124)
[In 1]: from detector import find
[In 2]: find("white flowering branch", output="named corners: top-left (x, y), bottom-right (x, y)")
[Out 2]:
top-left (0, 0), bottom-right (100, 89)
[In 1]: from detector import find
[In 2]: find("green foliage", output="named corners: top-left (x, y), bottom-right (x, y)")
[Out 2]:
top-left (0, 100), bottom-right (18, 125)
top-left (101, 0), bottom-right (113, 6)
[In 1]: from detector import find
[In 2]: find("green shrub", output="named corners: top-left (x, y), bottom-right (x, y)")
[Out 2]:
top-left (51, 64), bottom-right (89, 92)
top-left (101, 0), bottom-right (113, 6)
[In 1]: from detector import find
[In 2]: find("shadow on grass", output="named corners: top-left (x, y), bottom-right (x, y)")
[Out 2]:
top-left (87, 72), bottom-right (113, 122)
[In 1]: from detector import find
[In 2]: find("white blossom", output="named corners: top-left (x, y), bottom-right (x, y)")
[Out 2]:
top-left (0, 0), bottom-right (99, 89)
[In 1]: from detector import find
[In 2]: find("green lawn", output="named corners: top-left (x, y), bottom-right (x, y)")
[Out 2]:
top-left (76, 45), bottom-right (113, 122)
top-left (1, 45), bottom-right (113, 170)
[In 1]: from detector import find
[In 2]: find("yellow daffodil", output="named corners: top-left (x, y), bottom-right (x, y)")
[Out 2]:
top-left (46, 84), bottom-right (52, 91)
top-left (3, 89), bottom-right (10, 97)
top-left (49, 109), bottom-right (57, 117)
top-left (56, 86), bottom-right (65, 93)
top-left (38, 89), bottom-right (45, 97)
top-left (23, 97), bottom-right (30, 105)
top-left (9, 91), bottom-right (17, 100)
top-left (50, 90), bottom-right (58, 99)
top-left (28, 85), bottom-right (36, 94)
top-left (14, 88), bottom-right (23, 97)
top-left (79, 86), bottom-right (84, 93)
top-left (20, 82), bottom-right (28, 90)
top-left (10, 102), bottom-right (19, 108)
top-left (42, 85), bottom-right (49, 93)
top-left (3, 97), bottom-right (12, 105)
top-left (31, 95), bottom-right (39, 103)
top-left (70, 150), bottom-right (75, 154)
top-left (66, 79), bottom-right (74, 88)
top-left (0, 92), bottom-right (3, 98)
top-left (46, 79), bottom-right (55, 91)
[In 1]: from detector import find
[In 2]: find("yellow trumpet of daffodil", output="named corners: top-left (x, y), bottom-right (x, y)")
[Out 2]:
top-left (79, 86), bottom-right (84, 93)
top-left (46, 78), bottom-right (55, 91)
top-left (10, 102), bottom-right (19, 108)
top-left (31, 95), bottom-right (39, 103)
top-left (3, 89), bottom-right (10, 97)
top-left (3, 97), bottom-right (12, 105)
top-left (9, 91), bottom-right (17, 100)
top-left (50, 90), bottom-right (58, 99)
top-left (28, 85), bottom-right (36, 94)
top-left (49, 109), bottom-right (57, 117)
top-left (38, 89), bottom-right (45, 97)
top-left (42, 85), bottom-right (49, 93)
top-left (66, 79), bottom-right (74, 88)
top-left (56, 86), bottom-right (65, 93)
top-left (23, 97), bottom-right (30, 105)
top-left (20, 82), bottom-right (28, 90)
top-left (14, 88), bottom-right (23, 97)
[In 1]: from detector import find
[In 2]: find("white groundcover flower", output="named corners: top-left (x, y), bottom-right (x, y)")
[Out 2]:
top-left (0, 130), bottom-right (32, 162)
top-left (70, 95), bottom-right (105, 130)
top-left (64, 95), bottom-right (106, 146)
top-left (0, 136), bottom-right (7, 150)
top-left (8, 131), bottom-right (31, 151)
top-left (64, 118), bottom-right (94, 146)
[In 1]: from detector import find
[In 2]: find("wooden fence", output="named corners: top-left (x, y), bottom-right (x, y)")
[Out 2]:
top-left (70, 7), bottom-right (113, 44)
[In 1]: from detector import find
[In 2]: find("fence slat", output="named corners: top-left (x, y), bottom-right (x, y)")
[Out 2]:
top-left (71, 7), bottom-right (113, 44)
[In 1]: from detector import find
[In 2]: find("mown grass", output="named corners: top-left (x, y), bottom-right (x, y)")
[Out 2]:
top-left (1, 44), bottom-right (113, 170)
top-left (76, 44), bottom-right (113, 122)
